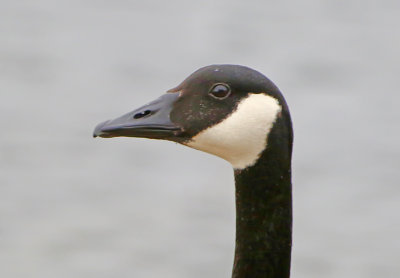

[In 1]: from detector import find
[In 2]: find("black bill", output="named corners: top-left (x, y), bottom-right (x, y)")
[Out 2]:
top-left (93, 93), bottom-right (182, 140)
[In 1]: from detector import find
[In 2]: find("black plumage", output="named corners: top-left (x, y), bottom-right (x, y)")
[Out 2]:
top-left (94, 64), bottom-right (293, 278)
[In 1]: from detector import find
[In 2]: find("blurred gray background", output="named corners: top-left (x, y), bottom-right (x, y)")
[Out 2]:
top-left (1, 0), bottom-right (399, 277)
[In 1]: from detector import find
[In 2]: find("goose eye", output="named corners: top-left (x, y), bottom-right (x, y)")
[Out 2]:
top-left (209, 84), bottom-right (231, 99)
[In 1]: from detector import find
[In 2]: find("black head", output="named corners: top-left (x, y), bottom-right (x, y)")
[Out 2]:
top-left (94, 64), bottom-right (291, 169)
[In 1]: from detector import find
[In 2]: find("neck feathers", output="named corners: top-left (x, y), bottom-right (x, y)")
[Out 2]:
top-left (232, 107), bottom-right (293, 278)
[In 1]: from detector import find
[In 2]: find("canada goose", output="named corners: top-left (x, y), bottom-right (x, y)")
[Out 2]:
top-left (93, 64), bottom-right (293, 278)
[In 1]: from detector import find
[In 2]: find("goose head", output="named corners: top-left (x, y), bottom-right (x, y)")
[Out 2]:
top-left (93, 64), bottom-right (293, 278)
top-left (94, 64), bottom-right (290, 170)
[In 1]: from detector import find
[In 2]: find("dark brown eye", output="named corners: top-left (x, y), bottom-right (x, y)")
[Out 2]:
top-left (209, 84), bottom-right (231, 99)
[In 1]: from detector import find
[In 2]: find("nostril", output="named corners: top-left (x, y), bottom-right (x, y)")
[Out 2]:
top-left (133, 110), bottom-right (152, 119)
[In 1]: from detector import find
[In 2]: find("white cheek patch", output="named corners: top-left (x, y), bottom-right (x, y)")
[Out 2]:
top-left (186, 93), bottom-right (282, 169)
